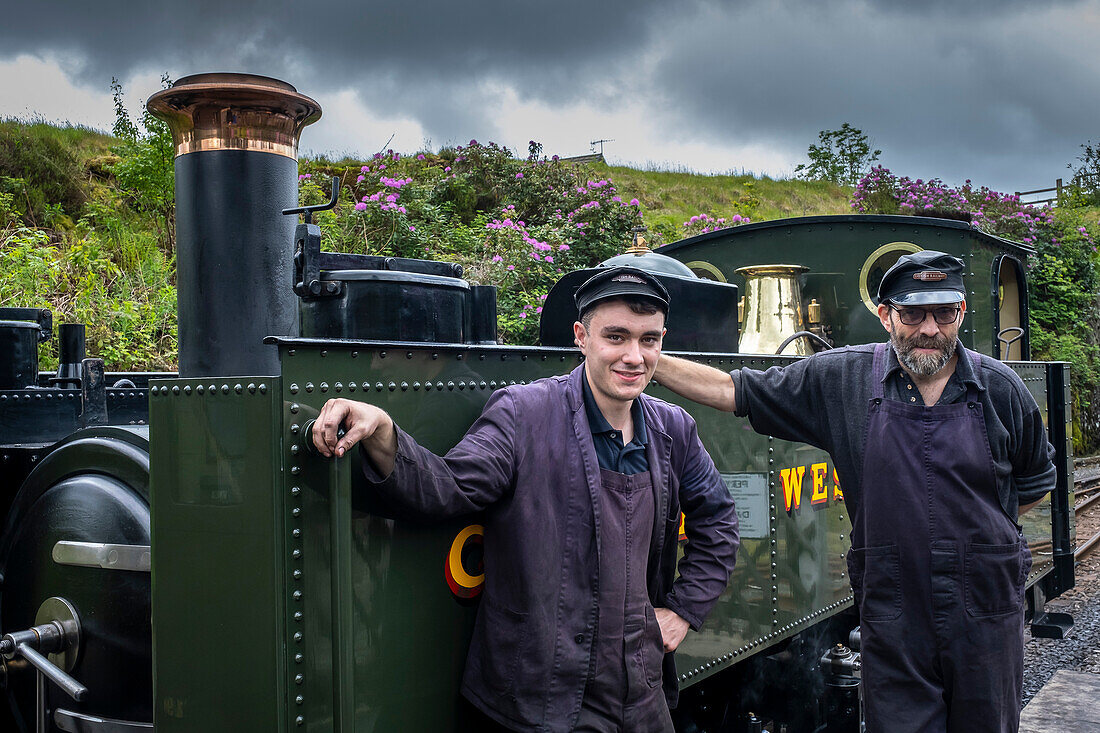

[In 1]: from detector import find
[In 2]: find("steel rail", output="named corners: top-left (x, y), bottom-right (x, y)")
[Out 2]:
top-left (1075, 529), bottom-right (1100, 561)
top-left (1073, 482), bottom-right (1100, 560)
top-left (1075, 490), bottom-right (1100, 514)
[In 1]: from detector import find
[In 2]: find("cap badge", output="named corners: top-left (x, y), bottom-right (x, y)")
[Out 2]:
top-left (611, 274), bottom-right (646, 284)
top-left (913, 270), bottom-right (947, 282)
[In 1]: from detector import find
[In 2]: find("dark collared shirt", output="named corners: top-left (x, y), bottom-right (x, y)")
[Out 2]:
top-left (730, 342), bottom-right (1056, 520)
top-left (581, 367), bottom-right (649, 475)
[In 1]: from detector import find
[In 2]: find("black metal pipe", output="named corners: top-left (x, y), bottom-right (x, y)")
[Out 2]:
top-left (147, 74), bottom-right (321, 377)
top-left (0, 321), bottom-right (40, 390)
top-left (55, 324), bottom-right (85, 388)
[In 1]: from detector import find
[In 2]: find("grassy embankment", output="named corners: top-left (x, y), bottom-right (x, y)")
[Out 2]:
top-left (0, 119), bottom-right (852, 371)
top-left (593, 162), bottom-right (853, 234)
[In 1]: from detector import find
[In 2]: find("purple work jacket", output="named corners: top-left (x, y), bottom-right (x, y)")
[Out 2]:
top-left (363, 364), bottom-right (739, 732)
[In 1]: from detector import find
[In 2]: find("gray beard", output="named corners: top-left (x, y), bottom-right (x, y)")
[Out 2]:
top-left (891, 331), bottom-right (957, 377)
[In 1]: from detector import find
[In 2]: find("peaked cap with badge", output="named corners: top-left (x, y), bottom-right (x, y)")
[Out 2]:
top-left (574, 266), bottom-right (671, 316)
top-left (876, 250), bottom-right (966, 306)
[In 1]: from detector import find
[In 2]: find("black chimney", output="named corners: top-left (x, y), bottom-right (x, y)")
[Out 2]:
top-left (147, 73), bottom-right (321, 377)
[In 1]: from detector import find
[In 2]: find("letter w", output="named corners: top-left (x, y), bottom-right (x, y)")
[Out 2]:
top-left (781, 466), bottom-right (806, 511)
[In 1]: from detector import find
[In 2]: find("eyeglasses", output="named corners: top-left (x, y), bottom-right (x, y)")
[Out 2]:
top-left (889, 305), bottom-right (961, 326)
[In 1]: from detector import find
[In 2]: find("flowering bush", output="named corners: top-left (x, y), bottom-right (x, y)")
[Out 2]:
top-left (850, 166), bottom-right (1055, 244)
top-left (679, 212), bottom-right (751, 238)
top-left (297, 141), bottom-right (643, 343)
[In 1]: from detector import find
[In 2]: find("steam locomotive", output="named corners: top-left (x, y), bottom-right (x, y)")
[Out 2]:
top-left (0, 73), bottom-right (1075, 733)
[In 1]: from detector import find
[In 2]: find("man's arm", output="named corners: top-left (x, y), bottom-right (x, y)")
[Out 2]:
top-left (1008, 374), bottom-right (1057, 514)
top-left (655, 355), bottom-right (737, 412)
top-left (312, 391), bottom-right (518, 518)
top-left (1019, 499), bottom-right (1043, 514)
top-left (661, 415), bottom-right (740, 646)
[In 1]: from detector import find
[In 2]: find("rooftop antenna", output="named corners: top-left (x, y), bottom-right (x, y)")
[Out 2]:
top-left (590, 138), bottom-right (614, 156)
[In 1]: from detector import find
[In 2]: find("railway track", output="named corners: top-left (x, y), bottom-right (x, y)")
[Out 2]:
top-left (1073, 472), bottom-right (1100, 561)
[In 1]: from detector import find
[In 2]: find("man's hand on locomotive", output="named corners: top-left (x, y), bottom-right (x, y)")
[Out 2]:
top-left (311, 398), bottom-right (397, 475)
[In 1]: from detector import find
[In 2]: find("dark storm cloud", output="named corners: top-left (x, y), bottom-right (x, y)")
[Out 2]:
top-left (1, 0), bottom-right (1096, 190)
top-left (0, 0), bottom-right (681, 142)
top-left (649, 0), bottom-right (1099, 189)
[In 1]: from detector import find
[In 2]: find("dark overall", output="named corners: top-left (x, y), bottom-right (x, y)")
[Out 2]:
top-left (574, 468), bottom-right (672, 732)
top-left (849, 344), bottom-right (1031, 733)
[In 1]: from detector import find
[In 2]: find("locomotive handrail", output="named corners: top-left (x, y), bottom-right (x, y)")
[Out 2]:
top-left (776, 330), bottom-right (834, 354)
top-left (281, 175), bottom-right (339, 224)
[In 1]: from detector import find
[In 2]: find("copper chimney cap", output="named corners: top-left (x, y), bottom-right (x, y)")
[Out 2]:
top-left (147, 73), bottom-right (322, 159)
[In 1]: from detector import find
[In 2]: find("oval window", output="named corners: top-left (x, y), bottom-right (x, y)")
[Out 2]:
top-left (858, 242), bottom-right (923, 314)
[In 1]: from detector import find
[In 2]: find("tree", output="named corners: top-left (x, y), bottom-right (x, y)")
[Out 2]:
top-left (109, 75), bottom-right (176, 250)
top-left (1067, 140), bottom-right (1100, 205)
top-left (795, 123), bottom-right (881, 186)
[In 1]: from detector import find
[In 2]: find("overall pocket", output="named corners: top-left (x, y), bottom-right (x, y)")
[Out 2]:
top-left (640, 605), bottom-right (666, 688)
top-left (474, 597), bottom-right (528, 694)
top-left (848, 545), bottom-right (901, 622)
top-left (965, 541), bottom-right (1025, 617)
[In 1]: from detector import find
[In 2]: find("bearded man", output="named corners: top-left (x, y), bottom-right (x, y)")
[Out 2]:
top-left (653, 250), bottom-right (1054, 733)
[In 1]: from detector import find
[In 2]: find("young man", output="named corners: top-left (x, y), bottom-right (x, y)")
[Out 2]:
top-left (313, 266), bottom-right (739, 732)
top-left (652, 251), bottom-right (1054, 733)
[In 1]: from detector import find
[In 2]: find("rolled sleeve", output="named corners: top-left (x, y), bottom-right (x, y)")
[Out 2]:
top-left (1012, 389), bottom-right (1057, 506)
top-left (732, 356), bottom-right (831, 450)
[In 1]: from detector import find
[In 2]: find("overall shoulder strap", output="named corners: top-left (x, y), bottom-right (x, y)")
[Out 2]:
top-left (871, 343), bottom-right (888, 400)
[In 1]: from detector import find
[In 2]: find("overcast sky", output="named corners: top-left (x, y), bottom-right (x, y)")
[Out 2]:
top-left (1, 0), bottom-right (1097, 194)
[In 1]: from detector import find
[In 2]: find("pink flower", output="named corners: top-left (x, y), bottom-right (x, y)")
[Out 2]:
top-left (445, 166), bottom-right (452, 172)
top-left (408, 225), bottom-right (415, 231)
top-left (469, 139), bottom-right (478, 146)
top-left (630, 198), bottom-right (639, 206)
top-left (507, 265), bottom-right (515, 271)
top-left (356, 175), bottom-right (365, 183)
top-left (516, 172), bottom-right (524, 179)
top-left (545, 256), bottom-right (554, 263)
top-left (386, 194), bottom-right (398, 203)
top-left (519, 312), bottom-right (527, 319)
top-left (559, 244), bottom-right (570, 251)
top-left (492, 255), bottom-right (503, 262)
top-left (417, 154), bottom-right (426, 160)
top-left (354, 202), bottom-right (367, 211)
top-left (536, 306), bottom-right (543, 314)
top-left (361, 166), bottom-right (369, 173)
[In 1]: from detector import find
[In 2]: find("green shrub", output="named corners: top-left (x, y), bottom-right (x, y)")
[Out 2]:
top-left (0, 122), bottom-right (90, 226)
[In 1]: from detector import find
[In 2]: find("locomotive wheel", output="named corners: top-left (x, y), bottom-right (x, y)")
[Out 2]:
top-left (0, 427), bottom-right (151, 731)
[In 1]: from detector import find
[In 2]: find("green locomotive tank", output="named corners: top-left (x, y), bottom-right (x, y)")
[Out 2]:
top-left (0, 74), bottom-right (1076, 733)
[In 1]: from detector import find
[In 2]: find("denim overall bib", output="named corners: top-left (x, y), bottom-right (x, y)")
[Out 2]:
top-left (850, 343), bottom-right (1030, 733)
top-left (574, 468), bottom-right (672, 732)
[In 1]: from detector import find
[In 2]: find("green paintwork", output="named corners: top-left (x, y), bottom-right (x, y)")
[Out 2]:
top-left (656, 215), bottom-right (1033, 357)
top-left (149, 378), bottom-right (287, 732)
